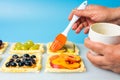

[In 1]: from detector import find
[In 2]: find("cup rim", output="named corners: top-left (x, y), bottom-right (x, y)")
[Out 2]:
top-left (90, 23), bottom-right (120, 37)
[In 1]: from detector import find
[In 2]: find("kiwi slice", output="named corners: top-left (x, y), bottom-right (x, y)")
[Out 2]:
top-left (67, 44), bottom-right (75, 53)
top-left (58, 46), bottom-right (67, 52)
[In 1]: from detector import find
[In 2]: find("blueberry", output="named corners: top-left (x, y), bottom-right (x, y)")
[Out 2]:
top-left (9, 59), bottom-right (14, 62)
top-left (16, 59), bottom-right (21, 63)
top-left (31, 59), bottom-right (36, 64)
top-left (12, 55), bottom-right (19, 59)
top-left (25, 61), bottom-right (32, 66)
top-left (31, 55), bottom-right (36, 58)
top-left (23, 54), bottom-right (30, 58)
top-left (18, 62), bottom-right (24, 67)
top-left (5, 62), bottom-right (10, 67)
top-left (0, 40), bottom-right (3, 46)
top-left (10, 62), bottom-right (17, 67)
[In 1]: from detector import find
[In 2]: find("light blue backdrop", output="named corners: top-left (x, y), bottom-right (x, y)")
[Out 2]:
top-left (0, 0), bottom-right (120, 43)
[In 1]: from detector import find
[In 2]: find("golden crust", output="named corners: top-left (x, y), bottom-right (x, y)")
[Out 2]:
top-left (10, 43), bottom-right (45, 54)
top-left (45, 54), bottom-right (86, 72)
top-left (47, 41), bottom-right (79, 55)
top-left (0, 42), bottom-right (8, 54)
top-left (1, 53), bottom-right (42, 72)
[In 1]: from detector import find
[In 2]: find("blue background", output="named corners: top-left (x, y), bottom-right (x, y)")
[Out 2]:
top-left (0, 0), bottom-right (120, 43)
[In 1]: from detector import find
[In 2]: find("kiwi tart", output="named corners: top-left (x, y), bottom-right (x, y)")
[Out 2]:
top-left (47, 41), bottom-right (79, 55)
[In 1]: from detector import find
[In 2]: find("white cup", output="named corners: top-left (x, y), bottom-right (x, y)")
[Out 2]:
top-left (88, 23), bottom-right (120, 55)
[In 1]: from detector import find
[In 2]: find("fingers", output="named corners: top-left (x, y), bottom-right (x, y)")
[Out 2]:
top-left (87, 52), bottom-right (108, 66)
top-left (68, 9), bottom-right (92, 21)
top-left (72, 19), bottom-right (81, 30)
top-left (72, 17), bottom-right (88, 33)
top-left (112, 68), bottom-right (120, 73)
top-left (74, 9), bottom-right (92, 18)
top-left (86, 5), bottom-right (99, 10)
top-left (75, 24), bottom-right (83, 33)
top-left (69, 5), bottom-right (96, 20)
top-left (94, 64), bottom-right (111, 71)
top-left (85, 38), bottom-right (107, 55)
top-left (86, 5), bottom-right (95, 10)
top-left (69, 9), bottom-right (75, 20)
top-left (98, 66), bottom-right (111, 70)
top-left (84, 27), bottom-right (90, 34)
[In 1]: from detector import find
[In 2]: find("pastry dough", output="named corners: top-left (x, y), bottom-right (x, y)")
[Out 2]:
top-left (1, 53), bottom-right (42, 72)
top-left (0, 42), bottom-right (8, 54)
top-left (47, 41), bottom-right (79, 55)
top-left (10, 43), bottom-right (44, 54)
top-left (45, 54), bottom-right (86, 72)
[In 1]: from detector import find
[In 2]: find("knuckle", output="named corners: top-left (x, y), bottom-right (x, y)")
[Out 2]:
top-left (86, 5), bottom-right (94, 9)
top-left (104, 46), bottom-right (115, 61)
top-left (112, 69), bottom-right (120, 73)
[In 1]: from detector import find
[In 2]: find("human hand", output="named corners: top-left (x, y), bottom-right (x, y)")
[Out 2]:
top-left (84, 38), bottom-right (120, 73)
top-left (69, 5), bottom-right (120, 34)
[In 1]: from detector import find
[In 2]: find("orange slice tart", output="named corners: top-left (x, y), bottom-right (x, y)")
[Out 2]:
top-left (45, 54), bottom-right (86, 72)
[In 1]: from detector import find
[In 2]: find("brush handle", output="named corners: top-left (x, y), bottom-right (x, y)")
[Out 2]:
top-left (62, 0), bottom-right (88, 36)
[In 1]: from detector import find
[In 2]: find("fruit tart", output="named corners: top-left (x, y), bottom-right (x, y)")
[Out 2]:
top-left (0, 40), bottom-right (8, 54)
top-left (1, 53), bottom-right (41, 72)
top-left (47, 41), bottom-right (79, 55)
top-left (10, 40), bottom-right (44, 54)
top-left (45, 54), bottom-right (86, 72)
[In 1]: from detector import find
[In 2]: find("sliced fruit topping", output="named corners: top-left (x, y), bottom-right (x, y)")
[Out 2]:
top-left (54, 41), bottom-right (75, 53)
top-left (50, 62), bottom-right (64, 69)
top-left (50, 54), bottom-right (81, 69)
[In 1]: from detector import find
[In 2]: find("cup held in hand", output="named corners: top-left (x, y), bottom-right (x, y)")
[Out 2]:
top-left (88, 23), bottom-right (120, 55)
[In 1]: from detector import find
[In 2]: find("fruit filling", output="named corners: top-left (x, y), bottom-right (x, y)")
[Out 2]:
top-left (50, 54), bottom-right (81, 69)
top-left (5, 54), bottom-right (37, 67)
top-left (50, 41), bottom-right (76, 53)
top-left (14, 40), bottom-right (40, 50)
top-left (0, 40), bottom-right (4, 49)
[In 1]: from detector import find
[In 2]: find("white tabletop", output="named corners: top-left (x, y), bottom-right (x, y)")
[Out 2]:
top-left (0, 43), bottom-right (120, 80)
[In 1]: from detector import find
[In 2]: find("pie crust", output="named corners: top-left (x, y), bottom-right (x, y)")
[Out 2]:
top-left (45, 54), bottom-right (86, 72)
top-left (10, 43), bottom-right (44, 54)
top-left (1, 53), bottom-right (42, 72)
top-left (47, 41), bottom-right (79, 55)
